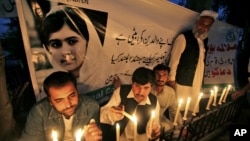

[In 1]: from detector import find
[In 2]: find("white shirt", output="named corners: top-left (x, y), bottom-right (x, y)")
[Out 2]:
top-left (169, 34), bottom-right (205, 111)
top-left (100, 87), bottom-right (160, 140)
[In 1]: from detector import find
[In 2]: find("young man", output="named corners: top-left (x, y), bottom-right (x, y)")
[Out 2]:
top-left (101, 67), bottom-right (161, 141)
top-left (152, 64), bottom-right (183, 133)
top-left (19, 71), bottom-right (102, 141)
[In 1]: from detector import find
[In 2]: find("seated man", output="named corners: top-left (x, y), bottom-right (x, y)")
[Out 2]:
top-left (19, 71), bottom-right (102, 141)
top-left (152, 64), bottom-right (183, 134)
top-left (101, 67), bottom-right (161, 141)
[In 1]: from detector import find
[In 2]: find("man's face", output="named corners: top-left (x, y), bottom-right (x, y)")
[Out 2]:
top-left (155, 70), bottom-right (168, 86)
top-left (132, 82), bottom-right (152, 103)
top-left (193, 16), bottom-right (214, 40)
top-left (48, 81), bottom-right (79, 119)
top-left (47, 24), bottom-right (88, 71)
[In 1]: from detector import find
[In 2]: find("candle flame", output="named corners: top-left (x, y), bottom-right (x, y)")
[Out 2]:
top-left (52, 130), bottom-right (58, 141)
top-left (116, 123), bottom-right (120, 128)
top-left (214, 86), bottom-right (218, 92)
top-left (75, 129), bottom-right (83, 141)
top-left (179, 99), bottom-right (183, 104)
top-left (200, 92), bottom-right (203, 97)
top-left (151, 111), bottom-right (155, 118)
top-left (132, 114), bottom-right (137, 123)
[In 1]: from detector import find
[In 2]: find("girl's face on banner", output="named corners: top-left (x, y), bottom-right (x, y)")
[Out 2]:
top-left (47, 24), bottom-right (87, 71)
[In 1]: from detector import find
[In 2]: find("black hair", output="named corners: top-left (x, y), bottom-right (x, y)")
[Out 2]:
top-left (39, 6), bottom-right (89, 50)
top-left (132, 67), bottom-right (154, 85)
top-left (153, 64), bottom-right (170, 73)
top-left (43, 71), bottom-right (77, 96)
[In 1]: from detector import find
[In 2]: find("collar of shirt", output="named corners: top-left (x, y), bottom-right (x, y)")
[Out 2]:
top-left (126, 90), bottom-right (151, 105)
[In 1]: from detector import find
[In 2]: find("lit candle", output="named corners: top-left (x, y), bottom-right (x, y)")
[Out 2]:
top-left (149, 110), bottom-right (155, 139)
top-left (174, 99), bottom-right (183, 126)
top-left (218, 87), bottom-right (227, 105)
top-left (212, 86), bottom-right (218, 106)
top-left (223, 85), bottom-right (231, 103)
top-left (183, 97), bottom-right (191, 120)
top-left (192, 93), bottom-right (203, 116)
top-left (133, 114), bottom-right (137, 141)
top-left (206, 90), bottom-right (214, 110)
top-left (116, 123), bottom-right (120, 141)
top-left (52, 130), bottom-right (58, 141)
top-left (122, 111), bottom-right (134, 121)
top-left (75, 129), bottom-right (83, 141)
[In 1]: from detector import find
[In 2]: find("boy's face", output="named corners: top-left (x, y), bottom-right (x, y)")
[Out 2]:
top-left (132, 82), bottom-right (152, 103)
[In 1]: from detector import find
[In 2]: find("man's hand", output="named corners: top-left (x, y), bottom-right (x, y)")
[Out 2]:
top-left (109, 105), bottom-right (125, 122)
top-left (148, 123), bottom-right (161, 140)
top-left (231, 90), bottom-right (244, 100)
top-left (168, 80), bottom-right (176, 89)
top-left (113, 76), bottom-right (121, 89)
top-left (84, 119), bottom-right (102, 141)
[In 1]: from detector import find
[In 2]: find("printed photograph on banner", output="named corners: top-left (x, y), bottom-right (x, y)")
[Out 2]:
top-left (16, 0), bottom-right (110, 102)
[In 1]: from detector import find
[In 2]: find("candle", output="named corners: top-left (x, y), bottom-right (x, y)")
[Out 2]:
top-left (218, 87), bottom-right (227, 105)
top-left (75, 129), bottom-right (83, 141)
top-left (149, 110), bottom-right (155, 139)
top-left (52, 130), bottom-right (58, 141)
top-left (192, 93), bottom-right (203, 116)
top-left (183, 97), bottom-right (191, 120)
top-left (122, 111), bottom-right (134, 121)
top-left (174, 99), bottom-right (183, 126)
top-left (206, 90), bottom-right (214, 110)
top-left (133, 114), bottom-right (137, 141)
top-left (212, 86), bottom-right (218, 106)
top-left (116, 123), bottom-right (120, 141)
top-left (223, 85), bottom-right (231, 103)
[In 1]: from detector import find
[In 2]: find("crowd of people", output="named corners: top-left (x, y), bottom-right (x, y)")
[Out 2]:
top-left (15, 7), bottom-right (225, 141)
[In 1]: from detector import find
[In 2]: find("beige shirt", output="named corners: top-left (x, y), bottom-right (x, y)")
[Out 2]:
top-left (151, 85), bottom-right (183, 128)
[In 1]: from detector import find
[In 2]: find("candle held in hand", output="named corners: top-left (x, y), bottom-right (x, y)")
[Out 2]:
top-left (133, 114), bottom-right (137, 141)
top-left (116, 123), bottom-right (120, 141)
top-left (122, 111), bottom-right (134, 121)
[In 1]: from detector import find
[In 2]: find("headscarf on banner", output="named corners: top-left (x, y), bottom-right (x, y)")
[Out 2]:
top-left (42, 5), bottom-right (110, 95)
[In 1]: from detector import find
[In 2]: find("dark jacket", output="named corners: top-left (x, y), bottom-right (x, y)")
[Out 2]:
top-left (117, 85), bottom-right (157, 134)
top-left (176, 30), bottom-right (208, 86)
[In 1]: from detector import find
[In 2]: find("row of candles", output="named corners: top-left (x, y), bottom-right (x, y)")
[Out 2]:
top-left (52, 129), bottom-right (83, 141)
top-left (51, 111), bottom-right (155, 141)
top-left (51, 85), bottom-right (231, 141)
top-left (173, 85), bottom-right (232, 126)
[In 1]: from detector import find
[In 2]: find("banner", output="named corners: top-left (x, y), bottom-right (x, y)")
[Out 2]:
top-left (203, 21), bottom-right (241, 93)
top-left (16, 0), bottom-right (241, 103)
